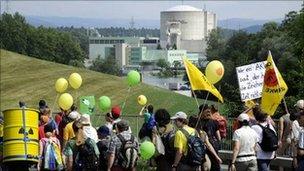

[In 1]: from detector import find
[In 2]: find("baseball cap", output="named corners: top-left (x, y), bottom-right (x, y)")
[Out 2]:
top-left (294, 100), bottom-right (304, 110)
top-left (68, 111), bottom-right (80, 120)
top-left (238, 113), bottom-right (249, 122)
top-left (171, 111), bottom-right (187, 120)
top-left (79, 114), bottom-right (91, 126)
top-left (38, 100), bottom-right (48, 112)
top-left (97, 125), bottom-right (110, 136)
top-left (111, 106), bottom-right (121, 119)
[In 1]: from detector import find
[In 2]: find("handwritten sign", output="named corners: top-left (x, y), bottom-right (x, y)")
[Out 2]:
top-left (236, 61), bottom-right (266, 101)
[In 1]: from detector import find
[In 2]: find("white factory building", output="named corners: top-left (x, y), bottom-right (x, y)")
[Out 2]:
top-left (160, 5), bottom-right (217, 54)
top-left (88, 5), bottom-right (216, 69)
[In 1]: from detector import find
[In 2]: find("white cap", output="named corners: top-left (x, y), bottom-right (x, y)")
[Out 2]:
top-left (238, 113), bottom-right (249, 122)
top-left (68, 111), bottom-right (80, 120)
top-left (294, 100), bottom-right (304, 110)
top-left (81, 114), bottom-right (91, 125)
top-left (171, 111), bottom-right (187, 120)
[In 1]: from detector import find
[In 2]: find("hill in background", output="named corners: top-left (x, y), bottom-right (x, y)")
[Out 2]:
top-left (0, 49), bottom-right (207, 127)
top-left (26, 15), bottom-right (281, 32)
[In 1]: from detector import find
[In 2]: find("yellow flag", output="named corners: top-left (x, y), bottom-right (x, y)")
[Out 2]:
top-left (183, 58), bottom-right (224, 103)
top-left (261, 51), bottom-right (288, 115)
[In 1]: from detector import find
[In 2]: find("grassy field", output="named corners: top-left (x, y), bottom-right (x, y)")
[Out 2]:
top-left (0, 49), bottom-right (215, 127)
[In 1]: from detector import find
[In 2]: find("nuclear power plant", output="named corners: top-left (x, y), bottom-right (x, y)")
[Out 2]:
top-left (160, 5), bottom-right (217, 54)
top-left (88, 5), bottom-right (217, 68)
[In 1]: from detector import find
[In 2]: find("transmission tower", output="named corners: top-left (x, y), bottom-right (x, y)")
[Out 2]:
top-left (5, 0), bottom-right (9, 13)
top-left (129, 16), bottom-right (135, 37)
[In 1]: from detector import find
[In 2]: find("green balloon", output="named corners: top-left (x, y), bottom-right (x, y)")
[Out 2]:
top-left (127, 70), bottom-right (140, 86)
top-left (140, 141), bottom-right (155, 160)
top-left (99, 96), bottom-right (111, 111)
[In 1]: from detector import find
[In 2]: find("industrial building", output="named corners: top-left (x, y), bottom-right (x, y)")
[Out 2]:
top-left (87, 5), bottom-right (215, 69)
top-left (160, 5), bottom-right (216, 54)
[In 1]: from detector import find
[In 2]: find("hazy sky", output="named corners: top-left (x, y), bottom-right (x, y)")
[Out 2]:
top-left (1, 1), bottom-right (303, 20)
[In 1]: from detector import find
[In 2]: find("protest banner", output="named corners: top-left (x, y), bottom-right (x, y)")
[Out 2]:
top-left (236, 61), bottom-right (266, 101)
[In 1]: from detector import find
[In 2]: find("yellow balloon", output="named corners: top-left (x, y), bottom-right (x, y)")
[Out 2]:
top-left (68, 73), bottom-right (82, 89)
top-left (205, 60), bottom-right (225, 84)
top-left (138, 95), bottom-right (147, 106)
top-left (55, 78), bottom-right (68, 93)
top-left (58, 93), bottom-right (73, 110)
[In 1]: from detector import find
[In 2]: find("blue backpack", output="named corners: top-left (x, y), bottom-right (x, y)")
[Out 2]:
top-left (180, 128), bottom-right (206, 166)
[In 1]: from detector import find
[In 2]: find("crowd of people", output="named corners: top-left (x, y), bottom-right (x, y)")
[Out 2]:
top-left (0, 99), bottom-right (304, 171)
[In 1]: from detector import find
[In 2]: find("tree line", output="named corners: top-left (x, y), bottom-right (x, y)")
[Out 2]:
top-left (0, 13), bottom-right (85, 67)
top-left (206, 5), bottom-right (304, 117)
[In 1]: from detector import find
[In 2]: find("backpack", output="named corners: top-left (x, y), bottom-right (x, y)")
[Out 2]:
top-left (117, 134), bottom-right (138, 169)
top-left (258, 124), bottom-right (278, 152)
top-left (75, 138), bottom-right (99, 170)
top-left (216, 117), bottom-right (227, 139)
top-left (180, 128), bottom-right (206, 166)
top-left (162, 130), bottom-right (175, 163)
top-left (97, 138), bottom-right (110, 169)
top-left (42, 138), bottom-right (63, 170)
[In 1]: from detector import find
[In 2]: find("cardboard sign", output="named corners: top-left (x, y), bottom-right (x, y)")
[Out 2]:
top-left (236, 61), bottom-right (266, 101)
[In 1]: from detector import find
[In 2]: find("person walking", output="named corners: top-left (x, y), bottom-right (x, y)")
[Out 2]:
top-left (154, 109), bottom-right (176, 171)
top-left (107, 120), bottom-right (139, 171)
top-left (230, 113), bottom-right (258, 171)
top-left (251, 106), bottom-right (278, 171)
top-left (171, 111), bottom-right (204, 171)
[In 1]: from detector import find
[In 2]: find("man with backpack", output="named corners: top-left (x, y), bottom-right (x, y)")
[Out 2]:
top-left (211, 105), bottom-right (227, 139)
top-left (97, 126), bottom-right (111, 171)
top-left (107, 120), bottom-right (139, 171)
top-left (190, 105), bottom-right (221, 171)
top-left (63, 118), bottom-right (100, 171)
top-left (171, 111), bottom-right (205, 171)
top-left (154, 109), bottom-right (176, 171)
top-left (251, 106), bottom-right (278, 171)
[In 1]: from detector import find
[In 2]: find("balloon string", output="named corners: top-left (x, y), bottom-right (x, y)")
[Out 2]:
top-left (121, 87), bottom-right (131, 114)
top-left (52, 93), bottom-right (59, 113)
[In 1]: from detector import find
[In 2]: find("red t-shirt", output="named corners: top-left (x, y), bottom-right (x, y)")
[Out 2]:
top-left (55, 113), bottom-right (63, 126)
top-left (39, 125), bottom-right (45, 140)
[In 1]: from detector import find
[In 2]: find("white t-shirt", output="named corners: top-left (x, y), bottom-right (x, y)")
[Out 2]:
top-left (292, 120), bottom-right (301, 140)
top-left (251, 122), bottom-right (276, 160)
top-left (83, 125), bottom-right (98, 143)
top-left (233, 126), bottom-right (259, 162)
top-left (105, 122), bottom-right (114, 134)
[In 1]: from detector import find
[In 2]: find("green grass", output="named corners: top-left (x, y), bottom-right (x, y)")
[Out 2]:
top-left (0, 49), bottom-right (211, 127)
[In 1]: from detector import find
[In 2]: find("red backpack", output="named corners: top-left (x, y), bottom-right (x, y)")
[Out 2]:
top-left (213, 114), bottom-right (227, 139)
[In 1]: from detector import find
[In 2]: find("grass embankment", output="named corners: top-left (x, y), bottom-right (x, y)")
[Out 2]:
top-left (0, 49), bottom-right (212, 128)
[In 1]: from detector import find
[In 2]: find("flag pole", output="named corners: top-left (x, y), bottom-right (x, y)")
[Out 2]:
top-left (283, 97), bottom-right (289, 114)
top-left (191, 89), bottom-right (200, 109)
top-left (195, 92), bottom-right (209, 129)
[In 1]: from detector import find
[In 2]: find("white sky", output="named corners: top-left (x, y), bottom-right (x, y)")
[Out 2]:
top-left (1, 1), bottom-right (303, 20)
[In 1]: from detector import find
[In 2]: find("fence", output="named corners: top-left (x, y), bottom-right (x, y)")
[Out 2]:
top-left (92, 114), bottom-right (292, 156)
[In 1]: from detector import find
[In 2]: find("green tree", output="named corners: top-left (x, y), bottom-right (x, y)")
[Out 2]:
top-left (156, 59), bottom-right (169, 69)
top-left (90, 56), bottom-right (120, 76)
top-left (0, 13), bottom-right (85, 66)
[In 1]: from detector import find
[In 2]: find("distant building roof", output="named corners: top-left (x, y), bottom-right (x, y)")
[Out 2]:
top-left (164, 5), bottom-right (203, 12)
